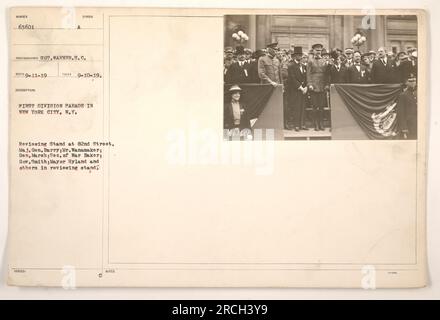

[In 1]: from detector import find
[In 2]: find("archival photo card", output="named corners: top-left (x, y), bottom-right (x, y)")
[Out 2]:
top-left (223, 14), bottom-right (419, 141)
top-left (7, 7), bottom-right (427, 288)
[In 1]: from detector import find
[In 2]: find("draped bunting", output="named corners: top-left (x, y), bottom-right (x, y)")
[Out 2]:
top-left (224, 84), bottom-right (275, 119)
top-left (334, 84), bottom-right (404, 139)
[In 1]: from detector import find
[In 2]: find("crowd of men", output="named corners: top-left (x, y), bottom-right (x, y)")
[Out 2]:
top-left (224, 42), bottom-right (418, 132)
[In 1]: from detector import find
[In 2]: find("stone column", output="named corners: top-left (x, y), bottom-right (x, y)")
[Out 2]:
top-left (248, 15), bottom-right (257, 50)
top-left (329, 15), bottom-right (335, 49)
top-left (343, 16), bottom-right (354, 49)
top-left (330, 16), bottom-right (343, 50)
top-left (265, 15), bottom-right (272, 47)
top-left (369, 15), bottom-right (386, 51)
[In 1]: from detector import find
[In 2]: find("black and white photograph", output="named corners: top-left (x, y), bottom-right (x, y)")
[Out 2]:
top-left (3, 3), bottom-right (437, 298)
top-left (223, 14), bottom-right (418, 140)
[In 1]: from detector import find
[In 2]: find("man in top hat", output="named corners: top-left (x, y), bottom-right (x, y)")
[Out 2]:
top-left (344, 48), bottom-right (354, 68)
top-left (346, 51), bottom-right (369, 84)
top-left (328, 51), bottom-right (347, 84)
top-left (258, 42), bottom-right (282, 86)
top-left (307, 43), bottom-right (329, 131)
top-left (396, 73), bottom-right (417, 139)
top-left (227, 45), bottom-right (251, 84)
top-left (224, 85), bottom-right (251, 131)
top-left (287, 46), bottom-right (308, 131)
top-left (371, 47), bottom-right (397, 83)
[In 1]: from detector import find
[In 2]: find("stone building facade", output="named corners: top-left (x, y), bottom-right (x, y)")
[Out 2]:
top-left (224, 15), bottom-right (417, 53)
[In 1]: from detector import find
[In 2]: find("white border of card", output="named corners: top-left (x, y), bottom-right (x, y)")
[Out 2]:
top-left (8, 7), bottom-right (427, 287)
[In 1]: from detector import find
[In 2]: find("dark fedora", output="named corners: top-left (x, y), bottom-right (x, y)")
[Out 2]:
top-left (330, 50), bottom-right (339, 60)
top-left (235, 45), bottom-right (245, 55)
top-left (253, 49), bottom-right (265, 59)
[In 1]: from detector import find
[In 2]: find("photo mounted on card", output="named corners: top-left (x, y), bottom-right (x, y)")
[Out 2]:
top-left (223, 14), bottom-right (418, 141)
top-left (8, 8), bottom-right (427, 288)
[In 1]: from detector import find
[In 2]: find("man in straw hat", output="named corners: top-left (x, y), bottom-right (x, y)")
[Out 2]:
top-left (344, 47), bottom-right (354, 68)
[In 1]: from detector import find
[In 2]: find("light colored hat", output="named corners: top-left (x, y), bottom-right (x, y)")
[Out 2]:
top-left (229, 85), bottom-right (242, 92)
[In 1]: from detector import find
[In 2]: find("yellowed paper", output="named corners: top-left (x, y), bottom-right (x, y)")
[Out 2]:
top-left (8, 7), bottom-right (427, 287)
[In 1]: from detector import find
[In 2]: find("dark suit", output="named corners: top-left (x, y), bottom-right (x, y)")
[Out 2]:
top-left (396, 88), bottom-right (417, 139)
top-left (287, 60), bottom-right (307, 128)
top-left (227, 61), bottom-right (251, 84)
top-left (328, 64), bottom-right (347, 84)
top-left (347, 64), bottom-right (369, 84)
top-left (223, 101), bottom-right (251, 130)
top-left (224, 67), bottom-right (232, 84)
top-left (247, 60), bottom-right (260, 83)
top-left (371, 58), bottom-right (396, 83)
